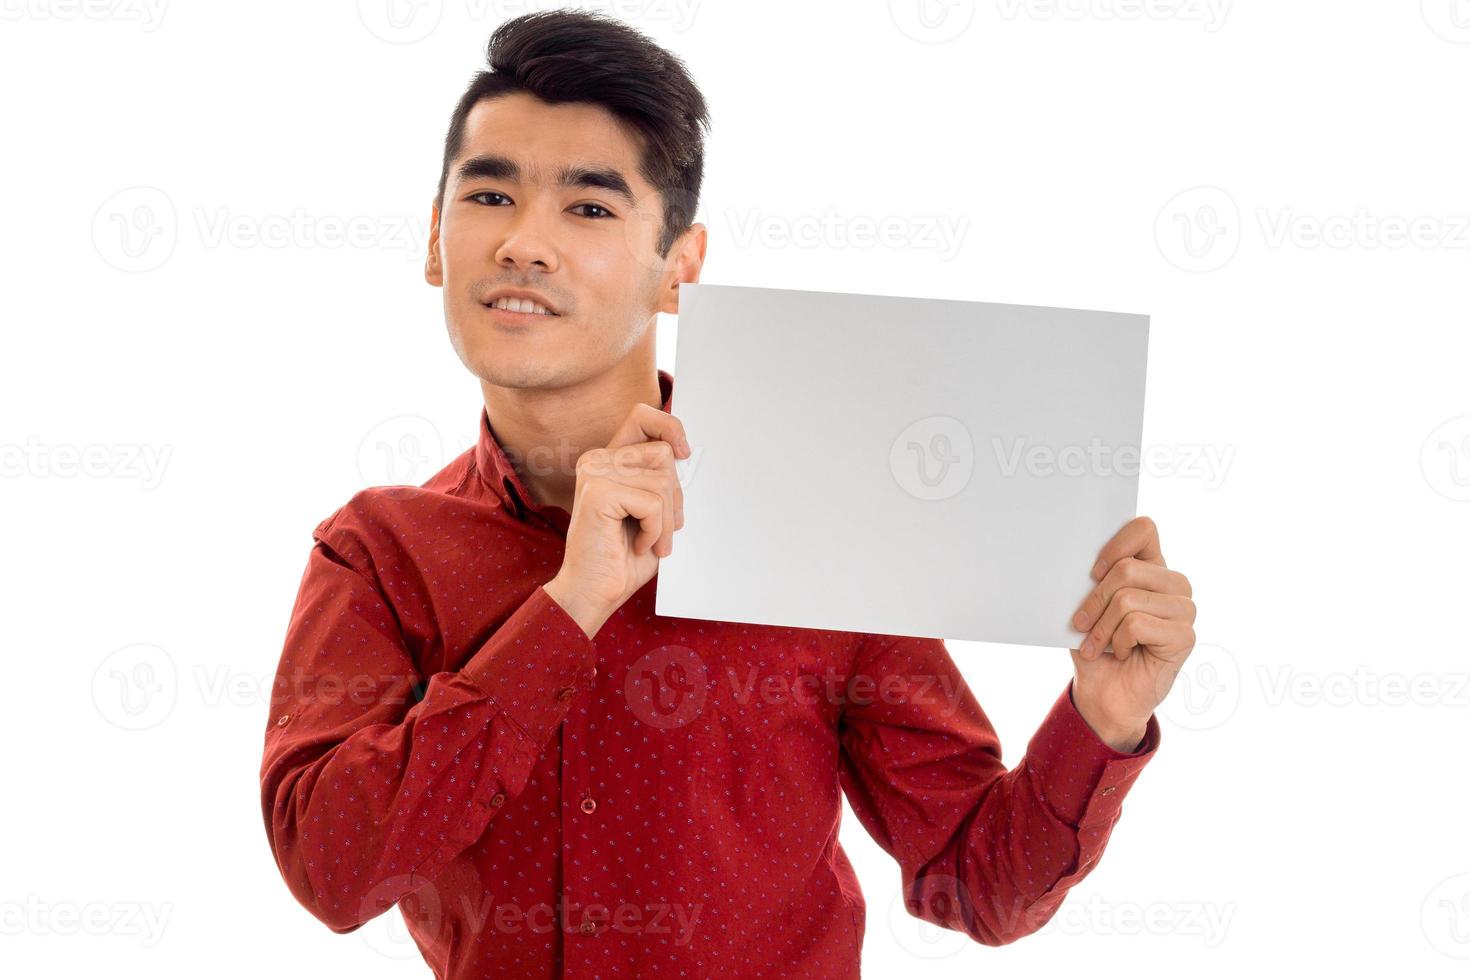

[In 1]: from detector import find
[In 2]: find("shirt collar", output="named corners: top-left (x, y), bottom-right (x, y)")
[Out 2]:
top-left (476, 368), bottom-right (675, 517)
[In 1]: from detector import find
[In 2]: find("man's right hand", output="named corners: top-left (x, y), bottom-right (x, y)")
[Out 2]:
top-left (543, 401), bottom-right (690, 638)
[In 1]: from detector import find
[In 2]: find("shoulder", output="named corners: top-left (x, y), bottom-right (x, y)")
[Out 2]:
top-left (310, 446), bottom-right (481, 566)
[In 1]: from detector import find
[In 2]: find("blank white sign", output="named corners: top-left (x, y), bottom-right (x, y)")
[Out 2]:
top-left (654, 283), bottom-right (1150, 649)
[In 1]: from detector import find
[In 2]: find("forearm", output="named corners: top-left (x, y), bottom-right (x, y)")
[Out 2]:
top-left (261, 548), bottom-right (597, 932)
top-left (262, 681), bottom-right (530, 931)
top-left (1070, 682), bottom-right (1149, 753)
top-left (543, 573), bottom-right (613, 639)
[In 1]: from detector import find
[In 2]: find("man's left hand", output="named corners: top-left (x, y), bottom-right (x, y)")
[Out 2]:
top-left (1068, 515), bottom-right (1196, 752)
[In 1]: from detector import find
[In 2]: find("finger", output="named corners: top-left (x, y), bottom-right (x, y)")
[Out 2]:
top-left (1111, 611), bottom-right (1194, 661)
top-left (576, 450), bottom-right (669, 551)
top-left (1091, 515), bottom-right (1164, 581)
top-left (1072, 556), bottom-right (1192, 634)
top-left (607, 402), bottom-right (690, 459)
top-left (604, 443), bottom-right (681, 550)
top-left (589, 480), bottom-right (666, 556)
top-left (591, 467), bottom-right (678, 557)
top-left (1080, 588), bottom-right (1195, 660)
top-left (599, 442), bottom-right (674, 482)
top-left (578, 443), bottom-right (682, 544)
top-left (587, 439), bottom-right (677, 478)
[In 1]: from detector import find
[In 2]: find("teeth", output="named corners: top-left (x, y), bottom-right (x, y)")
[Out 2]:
top-left (492, 296), bottom-right (553, 315)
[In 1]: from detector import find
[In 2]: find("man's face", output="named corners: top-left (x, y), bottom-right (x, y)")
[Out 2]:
top-left (426, 91), bottom-right (704, 390)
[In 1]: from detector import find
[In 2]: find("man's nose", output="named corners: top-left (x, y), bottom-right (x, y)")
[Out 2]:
top-left (494, 205), bottom-right (558, 272)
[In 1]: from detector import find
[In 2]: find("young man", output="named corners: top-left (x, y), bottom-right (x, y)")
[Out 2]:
top-left (258, 11), bottom-right (1197, 978)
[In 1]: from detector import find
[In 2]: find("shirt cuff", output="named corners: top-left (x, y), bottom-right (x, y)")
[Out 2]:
top-left (459, 585), bottom-right (598, 747)
top-left (1023, 679), bottom-right (1161, 833)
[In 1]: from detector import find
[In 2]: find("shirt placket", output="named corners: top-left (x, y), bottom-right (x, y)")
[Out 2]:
top-left (559, 659), bottom-right (603, 970)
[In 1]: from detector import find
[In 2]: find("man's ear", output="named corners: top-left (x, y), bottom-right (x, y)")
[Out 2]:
top-left (424, 200), bottom-right (443, 287)
top-left (657, 221), bottom-right (707, 315)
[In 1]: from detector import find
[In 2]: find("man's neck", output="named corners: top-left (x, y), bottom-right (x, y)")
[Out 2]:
top-left (481, 354), bottom-right (662, 514)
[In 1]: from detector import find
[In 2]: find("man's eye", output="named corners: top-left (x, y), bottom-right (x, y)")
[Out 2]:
top-left (468, 192), bottom-right (509, 206)
top-left (571, 203), bottom-right (614, 219)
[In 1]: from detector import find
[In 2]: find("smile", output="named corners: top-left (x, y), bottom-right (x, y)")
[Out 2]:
top-left (485, 296), bottom-right (557, 316)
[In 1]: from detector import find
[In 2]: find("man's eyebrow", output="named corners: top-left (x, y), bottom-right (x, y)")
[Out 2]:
top-left (453, 154), bottom-right (637, 208)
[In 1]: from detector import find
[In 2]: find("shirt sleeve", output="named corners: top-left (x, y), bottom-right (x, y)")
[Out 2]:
top-left (836, 632), bottom-right (1161, 947)
top-left (258, 534), bottom-right (597, 934)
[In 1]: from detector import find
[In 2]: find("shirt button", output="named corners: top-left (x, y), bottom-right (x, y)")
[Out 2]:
top-left (489, 792), bottom-right (506, 807)
top-left (579, 797), bottom-right (597, 814)
top-left (579, 920), bottom-right (596, 935)
top-left (1100, 785), bottom-right (1116, 796)
top-left (276, 714), bottom-right (290, 727)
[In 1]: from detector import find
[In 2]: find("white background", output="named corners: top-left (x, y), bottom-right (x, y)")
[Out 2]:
top-left (3, 1), bottom-right (1468, 976)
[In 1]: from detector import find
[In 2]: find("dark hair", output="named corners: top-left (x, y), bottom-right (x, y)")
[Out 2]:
top-left (435, 10), bottom-right (711, 258)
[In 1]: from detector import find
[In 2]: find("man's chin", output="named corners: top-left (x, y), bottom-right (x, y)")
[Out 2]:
top-left (462, 350), bottom-right (571, 391)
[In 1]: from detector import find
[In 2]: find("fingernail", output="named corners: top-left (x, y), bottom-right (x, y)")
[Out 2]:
top-left (1073, 609), bottom-right (1090, 630)
top-left (1079, 637), bottom-right (1093, 657)
top-left (1091, 559), bottom-right (1107, 580)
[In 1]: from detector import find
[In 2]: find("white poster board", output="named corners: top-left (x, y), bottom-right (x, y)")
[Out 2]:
top-left (654, 283), bottom-right (1150, 649)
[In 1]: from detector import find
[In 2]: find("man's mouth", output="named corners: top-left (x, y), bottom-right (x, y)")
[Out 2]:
top-left (483, 296), bottom-right (559, 317)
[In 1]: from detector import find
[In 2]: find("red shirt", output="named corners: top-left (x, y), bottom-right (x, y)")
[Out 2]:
top-left (258, 368), bottom-right (1161, 979)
